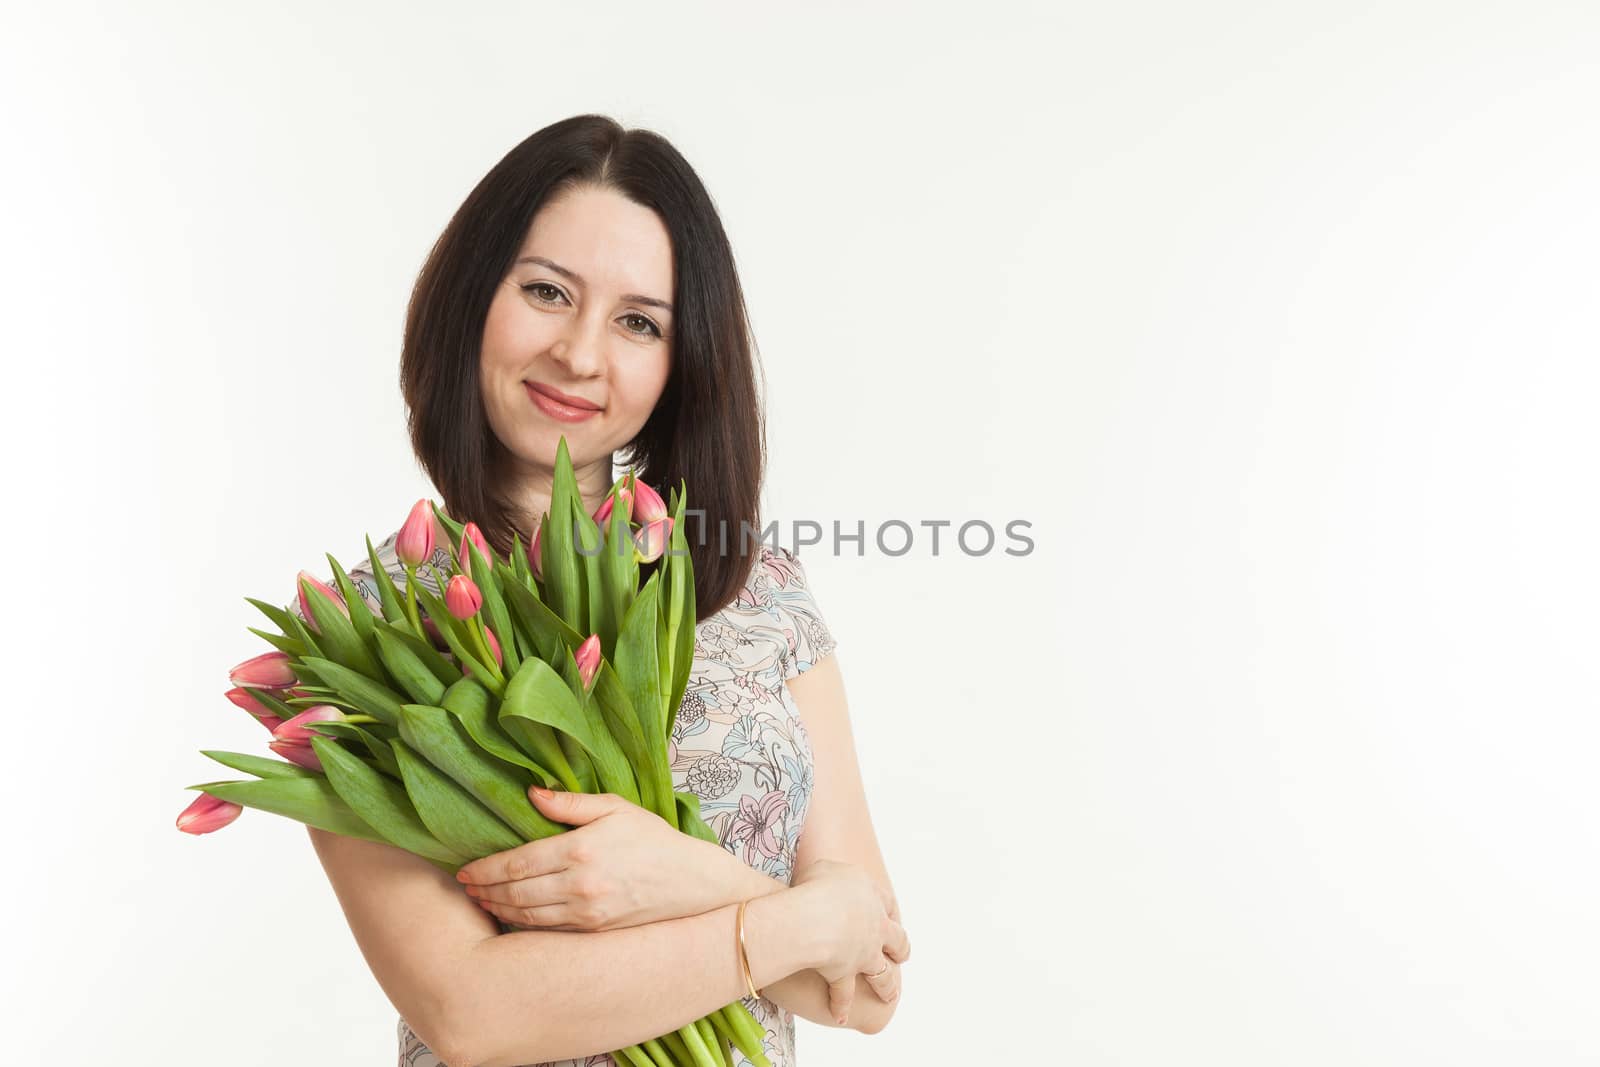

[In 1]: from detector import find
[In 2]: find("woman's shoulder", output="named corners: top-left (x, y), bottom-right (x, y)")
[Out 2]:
top-left (696, 542), bottom-right (838, 683)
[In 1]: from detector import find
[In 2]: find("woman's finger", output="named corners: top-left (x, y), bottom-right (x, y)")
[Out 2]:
top-left (456, 839), bottom-right (565, 887)
top-left (882, 917), bottom-right (911, 964)
top-left (827, 974), bottom-right (854, 1026)
top-left (465, 868), bottom-right (579, 910)
top-left (863, 956), bottom-right (900, 1003)
top-left (477, 898), bottom-right (576, 930)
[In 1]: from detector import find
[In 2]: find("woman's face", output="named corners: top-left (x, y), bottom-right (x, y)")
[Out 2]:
top-left (480, 184), bottom-right (675, 493)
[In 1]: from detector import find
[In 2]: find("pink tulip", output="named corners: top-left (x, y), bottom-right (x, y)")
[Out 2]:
top-left (445, 574), bottom-right (483, 619)
top-left (458, 522), bottom-right (491, 572)
top-left (229, 650), bottom-right (298, 690)
top-left (225, 687), bottom-right (282, 732)
top-left (633, 479), bottom-right (668, 524)
top-left (633, 516), bottom-right (673, 564)
top-left (176, 792), bottom-right (244, 835)
top-left (594, 484), bottom-right (635, 527)
top-left (296, 570), bottom-right (348, 633)
top-left (396, 499), bottom-right (437, 567)
top-left (529, 520), bottom-right (544, 579)
top-left (574, 634), bottom-right (601, 690)
top-left (269, 705), bottom-right (346, 771)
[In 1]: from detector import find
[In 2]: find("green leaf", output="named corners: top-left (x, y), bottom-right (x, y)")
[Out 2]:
top-left (440, 676), bottom-right (565, 789)
top-left (372, 626), bottom-right (447, 705)
top-left (617, 575), bottom-right (665, 744)
top-left (391, 738), bottom-right (524, 857)
top-left (596, 484), bottom-right (637, 655)
top-left (379, 615), bottom-right (463, 688)
top-left (615, 577), bottom-right (674, 826)
top-left (674, 791), bottom-right (720, 845)
top-left (501, 655), bottom-right (638, 803)
top-left (662, 481), bottom-right (697, 738)
top-left (467, 538), bottom-right (520, 675)
top-left (509, 531), bottom-right (532, 588)
top-left (411, 582), bottom-right (502, 697)
top-left (326, 553), bottom-right (378, 649)
top-left (303, 720), bottom-right (402, 779)
top-left (194, 777), bottom-right (387, 845)
top-left (247, 627), bottom-right (303, 656)
top-left (396, 704), bottom-right (565, 841)
top-left (200, 749), bottom-right (317, 780)
top-left (502, 576), bottom-right (584, 666)
top-left (300, 574), bottom-right (386, 680)
top-left (298, 657), bottom-right (406, 726)
top-left (591, 661), bottom-right (664, 818)
top-left (242, 686), bottom-right (300, 725)
top-left (310, 736), bottom-right (466, 866)
top-left (365, 535), bottom-right (410, 627)
top-left (246, 597), bottom-right (303, 641)
top-left (543, 437), bottom-right (584, 630)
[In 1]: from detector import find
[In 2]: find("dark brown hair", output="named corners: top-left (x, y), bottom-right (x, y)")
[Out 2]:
top-left (400, 114), bottom-right (766, 621)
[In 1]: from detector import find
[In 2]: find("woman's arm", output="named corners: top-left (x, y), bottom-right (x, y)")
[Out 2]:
top-left (783, 652), bottom-right (907, 1035)
top-left (721, 861), bottom-right (903, 1034)
top-left (456, 883), bottom-right (834, 1067)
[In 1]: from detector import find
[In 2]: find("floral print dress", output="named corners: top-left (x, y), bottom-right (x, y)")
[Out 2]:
top-left (304, 529), bottom-right (837, 1067)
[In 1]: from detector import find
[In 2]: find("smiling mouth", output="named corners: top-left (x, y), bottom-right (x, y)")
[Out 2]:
top-left (524, 381), bottom-right (603, 421)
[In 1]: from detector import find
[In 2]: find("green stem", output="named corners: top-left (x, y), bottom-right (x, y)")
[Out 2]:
top-left (403, 565), bottom-right (423, 637)
top-left (691, 1017), bottom-right (722, 1067)
top-left (706, 1012), bottom-right (739, 1067)
top-left (660, 1030), bottom-right (693, 1064)
top-left (715, 1003), bottom-right (771, 1067)
top-left (640, 1037), bottom-right (675, 1067)
top-left (342, 714), bottom-right (379, 725)
top-left (614, 1045), bottom-right (655, 1067)
top-left (467, 616), bottom-right (505, 686)
top-left (677, 1021), bottom-right (719, 1067)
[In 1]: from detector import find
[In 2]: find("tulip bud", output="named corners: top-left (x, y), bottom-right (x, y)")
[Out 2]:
top-left (396, 499), bottom-right (437, 567)
top-left (529, 520), bottom-right (544, 579)
top-left (229, 650), bottom-right (298, 690)
top-left (445, 574), bottom-right (483, 619)
top-left (594, 483), bottom-right (635, 527)
top-left (225, 687), bottom-right (282, 732)
top-left (176, 792), bottom-right (244, 835)
top-left (633, 516), bottom-right (673, 563)
top-left (574, 634), bottom-right (601, 690)
top-left (269, 705), bottom-right (346, 771)
top-left (297, 570), bottom-right (348, 633)
top-left (458, 522), bottom-right (491, 573)
top-left (632, 479), bottom-right (668, 524)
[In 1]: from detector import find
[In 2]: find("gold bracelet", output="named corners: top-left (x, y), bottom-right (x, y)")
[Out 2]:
top-left (736, 898), bottom-right (761, 1000)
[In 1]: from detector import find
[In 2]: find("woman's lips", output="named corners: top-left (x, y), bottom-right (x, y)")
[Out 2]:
top-left (524, 381), bottom-right (601, 423)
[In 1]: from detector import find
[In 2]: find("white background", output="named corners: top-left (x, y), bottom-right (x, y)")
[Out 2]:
top-left (4, 1), bottom-right (1598, 1063)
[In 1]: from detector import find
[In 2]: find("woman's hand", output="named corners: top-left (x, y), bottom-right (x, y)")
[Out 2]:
top-left (790, 858), bottom-right (911, 1024)
top-left (454, 786), bottom-right (736, 932)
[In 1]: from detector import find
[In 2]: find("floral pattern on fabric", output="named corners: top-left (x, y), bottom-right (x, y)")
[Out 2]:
top-left (297, 532), bottom-right (836, 1067)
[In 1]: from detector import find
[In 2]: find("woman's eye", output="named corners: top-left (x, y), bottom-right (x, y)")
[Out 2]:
top-left (622, 313), bottom-right (663, 339)
top-left (521, 281), bottom-right (567, 305)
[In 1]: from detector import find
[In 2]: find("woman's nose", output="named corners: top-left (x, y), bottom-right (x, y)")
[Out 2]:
top-left (549, 316), bottom-right (606, 377)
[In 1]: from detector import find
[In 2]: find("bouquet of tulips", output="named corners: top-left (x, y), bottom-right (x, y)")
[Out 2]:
top-left (177, 437), bottom-right (770, 1067)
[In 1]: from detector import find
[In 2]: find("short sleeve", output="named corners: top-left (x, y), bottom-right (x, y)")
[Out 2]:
top-left (767, 545), bottom-right (838, 681)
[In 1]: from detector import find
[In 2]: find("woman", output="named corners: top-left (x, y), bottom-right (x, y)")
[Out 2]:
top-left (303, 114), bottom-right (910, 1067)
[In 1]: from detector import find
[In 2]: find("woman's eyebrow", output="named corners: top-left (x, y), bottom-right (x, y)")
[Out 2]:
top-left (515, 254), bottom-right (674, 313)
